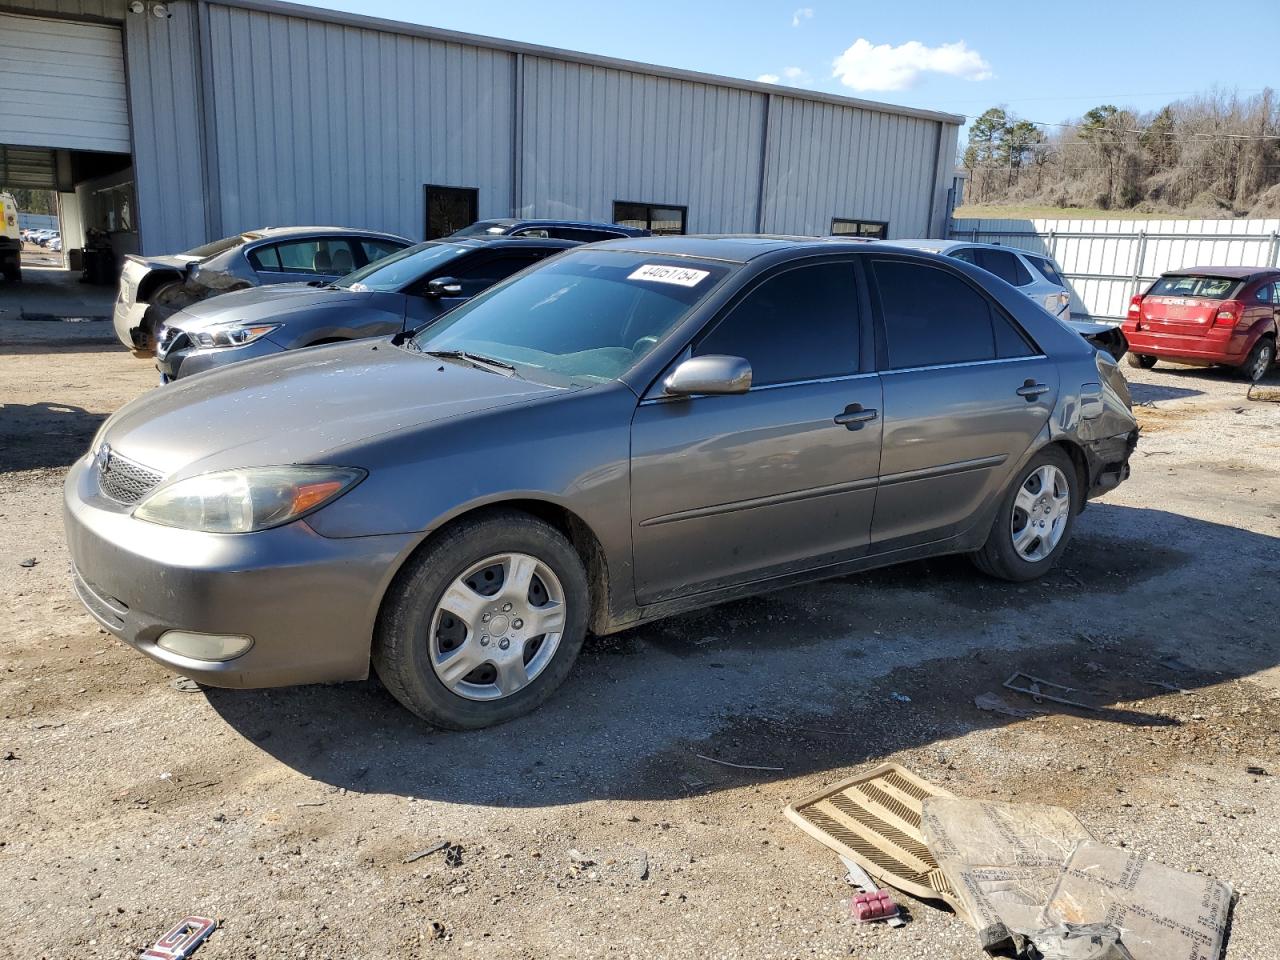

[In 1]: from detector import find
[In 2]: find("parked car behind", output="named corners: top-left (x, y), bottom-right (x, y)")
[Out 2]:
top-left (880, 239), bottom-right (1129, 361)
top-left (1123, 267), bottom-right (1279, 380)
top-left (154, 235), bottom-right (577, 381)
top-left (450, 218), bottom-right (650, 242)
top-left (112, 226), bottom-right (412, 354)
top-left (66, 237), bottom-right (1137, 729)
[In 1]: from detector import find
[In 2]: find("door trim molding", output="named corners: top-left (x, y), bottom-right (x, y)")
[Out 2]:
top-left (878, 453), bottom-right (1007, 487)
top-left (639, 475), bottom-right (879, 527)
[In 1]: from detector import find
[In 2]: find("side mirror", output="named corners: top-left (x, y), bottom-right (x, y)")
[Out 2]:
top-left (426, 276), bottom-right (463, 298)
top-left (663, 355), bottom-right (752, 396)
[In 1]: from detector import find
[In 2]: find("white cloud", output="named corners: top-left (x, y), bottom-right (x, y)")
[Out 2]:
top-left (756, 66), bottom-right (813, 87)
top-left (791, 8), bottom-right (814, 27)
top-left (832, 38), bottom-right (992, 91)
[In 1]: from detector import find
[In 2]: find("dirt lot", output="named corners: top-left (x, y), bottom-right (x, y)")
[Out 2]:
top-left (2, 343), bottom-right (1278, 959)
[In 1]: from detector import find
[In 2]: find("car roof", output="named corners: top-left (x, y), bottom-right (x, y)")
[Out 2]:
top-left (442, 236), bottom-right (581, 251)
top-left (588, 234), bottom-right (872, 263)
top-left (879, 238), bottom-right (1049, 258)
top-left (465, 218), bottom-right (650, 235)
top-left (245, 225), bottom-right (411, 242)
top-left (1162, 265), bottom-right (1279, 281)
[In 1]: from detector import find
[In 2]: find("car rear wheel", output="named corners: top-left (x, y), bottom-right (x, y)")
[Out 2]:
top-left (971, 446), bottom-right (1078, 582)
top-left (1240, 338), bottom-right (1275, 382)
top-left (373, 510), bottom-right (589, 729)
top-left (1126, 353), bottom-right (1157, 369)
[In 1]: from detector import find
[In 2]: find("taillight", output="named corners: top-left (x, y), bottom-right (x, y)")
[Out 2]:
top-left (1214, 300), bottom-right (1242, 327)
top-left (1128, 295), bottom-right (1142, 316)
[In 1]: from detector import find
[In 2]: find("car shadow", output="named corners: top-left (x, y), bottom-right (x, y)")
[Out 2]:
top-left (1128, 381), bottom-right (1204, 404)
top-left (0, 400), bottom-right (104, 472)
top-left (204, 503), bottom-right (1280, 807)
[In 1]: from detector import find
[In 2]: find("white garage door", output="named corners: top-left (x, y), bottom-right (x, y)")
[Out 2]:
top-left (0, 13), bottom-right (130, 154)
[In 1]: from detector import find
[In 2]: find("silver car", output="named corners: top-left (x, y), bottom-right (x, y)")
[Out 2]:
top-left (66, 237), bottom-right (1138, 729)
top-left (112, 226), bottom-right (411, 354)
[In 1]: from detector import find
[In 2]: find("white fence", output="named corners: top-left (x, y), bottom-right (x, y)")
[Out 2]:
top-left (948, 217), bottom-right (1280, 322)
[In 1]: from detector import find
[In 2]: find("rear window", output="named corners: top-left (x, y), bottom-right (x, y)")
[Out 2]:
top-left (1026, 256), bottom-right (1065, 286)
top-left (183, 233), bottom-right (260, 260)
top-left (1148, 276), bottom-right (1239, 300)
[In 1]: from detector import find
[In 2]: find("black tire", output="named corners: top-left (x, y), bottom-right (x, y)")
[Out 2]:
top-left (1126, 353), bottom-right (1158, 369)
top-left (372, 510), bottom-right (589, 729)
top-left (1239, 337), bottom-right (1275, 382)
top-left (2, 262), bottom-right (19, 283)
top-left (971, 445), bottom-right (1079, 583)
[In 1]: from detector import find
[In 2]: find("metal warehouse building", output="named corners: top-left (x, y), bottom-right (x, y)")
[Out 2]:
top-left (0, 0), bottom-right (962, 259)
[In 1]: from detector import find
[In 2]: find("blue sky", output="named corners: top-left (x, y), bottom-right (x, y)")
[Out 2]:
top-left (307, 0), bottom-right (1280, 134)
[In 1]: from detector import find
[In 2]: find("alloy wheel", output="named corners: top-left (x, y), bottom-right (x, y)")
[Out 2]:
top-left (428, 553), bottom-right (566, 701)
top-left (1010, 464), bottom-right (1071, 562)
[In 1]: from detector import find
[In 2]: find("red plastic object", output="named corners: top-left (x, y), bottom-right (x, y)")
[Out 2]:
top-left (851, 890), bottom-right (899, 923)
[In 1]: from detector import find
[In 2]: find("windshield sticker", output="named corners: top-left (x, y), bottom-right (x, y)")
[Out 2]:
top-left (627, 264), bottom-right (710, 287)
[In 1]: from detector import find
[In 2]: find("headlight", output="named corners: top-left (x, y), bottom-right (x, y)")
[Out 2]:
top-left (193, 321), bottom-right (281, 349)
top-left (133, 465), bottom-right (365, 533)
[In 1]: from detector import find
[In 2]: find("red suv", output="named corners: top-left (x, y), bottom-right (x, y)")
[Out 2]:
top-left (1123, 266), bottom-right (1278, 380)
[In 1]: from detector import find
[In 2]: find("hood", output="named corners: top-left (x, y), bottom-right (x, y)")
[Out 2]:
top-left (168, 283), bottom-right (370, 330)
top-left (100, 341), bottom-right (561, 476)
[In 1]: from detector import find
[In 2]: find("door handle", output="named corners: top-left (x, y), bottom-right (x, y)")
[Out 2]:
top-left (834, 403), bottom-right (879, 430)
top-left (1016, 379), bottom-right (1050, 400)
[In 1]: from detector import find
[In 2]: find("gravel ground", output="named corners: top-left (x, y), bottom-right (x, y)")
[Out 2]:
top-left (1, 344), bottom-right (1277, 959)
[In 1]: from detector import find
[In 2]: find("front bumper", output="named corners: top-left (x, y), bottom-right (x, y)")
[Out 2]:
top-left (157, 334), bottom-right (285, 381)
top-left (112, 299), bottom-right (149, 353)
top-left (63, 455), bottom-right (416, 688)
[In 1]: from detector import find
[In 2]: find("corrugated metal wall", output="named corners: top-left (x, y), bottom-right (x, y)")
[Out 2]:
top-left (762, 95), bottom-right (947, 239)
top-left (519, 56), bottom-right (766, 232)
top-left (951, 217), bottom-right (1280, 321)
top-left (202, 4), bottom-right (514, 242)
top-left (5, 0), bottom-right (960, 253)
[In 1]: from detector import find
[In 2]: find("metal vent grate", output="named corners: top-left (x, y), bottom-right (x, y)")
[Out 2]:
top-left (96, 449), bottom-right (163, 505)
top-left (784, 763), bottom-right (969, 922)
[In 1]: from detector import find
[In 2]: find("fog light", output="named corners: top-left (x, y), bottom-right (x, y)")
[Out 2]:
top-left (156, 630), bottom-right (253, 662)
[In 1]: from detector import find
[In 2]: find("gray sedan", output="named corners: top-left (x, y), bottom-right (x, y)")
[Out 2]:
top-left (66, 237), bottom-right (1138, 729)
top-left (154, 236), bottom-right (577, 381)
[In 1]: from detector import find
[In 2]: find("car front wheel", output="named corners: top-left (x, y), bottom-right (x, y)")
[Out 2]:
top-left (373, 511), bottom-right (589, 729)
top-left (971, 446), bottom-right (1078, 582)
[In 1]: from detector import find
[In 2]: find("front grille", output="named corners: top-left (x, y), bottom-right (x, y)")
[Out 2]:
top-left (96, 450), bottom-right (164, 505)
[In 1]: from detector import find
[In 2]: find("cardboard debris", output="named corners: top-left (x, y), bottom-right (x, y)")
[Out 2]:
top-left (1031, 842), bottom-right (1232, 960)
top-left (920, 798), bottom-right (1096, 951)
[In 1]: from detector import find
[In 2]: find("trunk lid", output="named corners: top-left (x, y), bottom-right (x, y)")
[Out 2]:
top-left (1139, 275), bottom-right (1240, 336)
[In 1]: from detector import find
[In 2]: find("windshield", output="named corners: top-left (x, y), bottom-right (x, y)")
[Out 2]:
top-left (334, 241), bottom-right (468, 291)
top-left (450, 220), bottom-right (513, 238)
top-left (183, 233), bottom-right (260, 260)
top-left (1149, 275), bottom-right (1240, 300)
top-left (409, 250), bottom-right (732, 384)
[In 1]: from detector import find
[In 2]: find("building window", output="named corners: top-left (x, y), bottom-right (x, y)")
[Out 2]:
top-left (424, 185), bottom-right (479, 240)
top-left (614, 200), bottom-right (687, 235)
top-left (831, 217), bottom-right (888, 240)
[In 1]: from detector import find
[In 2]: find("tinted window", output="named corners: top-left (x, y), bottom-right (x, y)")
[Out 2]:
top-left (873, 260), bottom-right (999, 369)
top-left (992, 311), bottom-right (1037, 358)
top-left (1027, 255), bottom-right (1065, 286)
top-left (250, 238), bottom-right (356, 275)
top-left (696, 262), bottom-right (858, 386)
top-left (975, 249), bottom-right (1032, 286)
top-left (335, 242), bottom-right (468, 292)
top-left (546, 227), bottom-right (619, 242)
top-left (360, 239), bottom-right (406, 264)
top-left (450, 253), bottom-right (546, 295)
top-left (949, 247), bottom-right (978, 265)
top-left (1254, 283), bottom-right (1273, 304)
